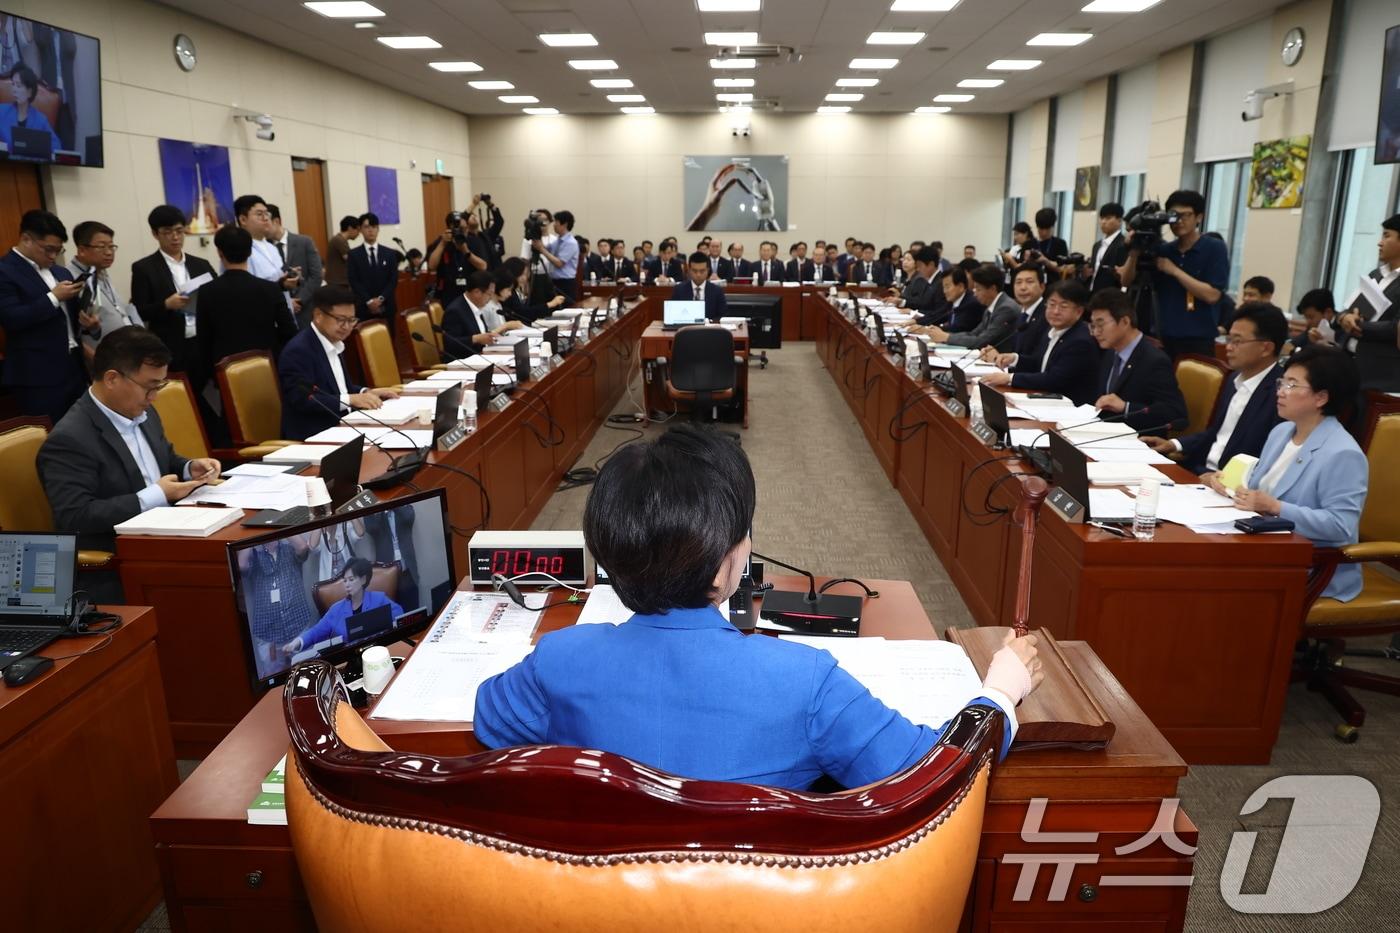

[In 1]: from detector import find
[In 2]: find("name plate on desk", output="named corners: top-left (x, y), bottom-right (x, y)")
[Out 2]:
top-left (438, 423), bottom-right (470, 451)
top-left (1047, 488), bottom-right (1086, 523)
top-left (488, 394), bottom-right (511, 413)
top-left (335, 489), bottom-right (380, 514)
top-left (944, 398), bottom-right (967, 418)
top-left (972, 422), bottom-right (999, 446)
top-left (551, 354), bottom-right (565, 367)
top-left (529, 365), bottom-right (550, 381)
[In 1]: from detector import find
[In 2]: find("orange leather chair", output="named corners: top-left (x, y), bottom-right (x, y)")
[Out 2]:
top-left (403, 309), bottom-right (445, 374)
top-left (149, 374), bottom-right (212, 461)
top-left (215, 351), bottom-right (298, 460)
top-left (427, 300), bottom-right (446, 353)
top-left (354, 321), bottom-right (405, 390)
top-left (1173, 354), bottom-right (1228, 436)
top-left (0, 417), bottom-right (113, 569)
top-left (311, 563), bottom-right (400, 615)
top-left (285, 660), bottom-right (999, 933)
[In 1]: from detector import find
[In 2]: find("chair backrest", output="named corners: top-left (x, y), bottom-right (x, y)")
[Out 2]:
top-left (427, 301), bottom-right (446, 352)
top-left (285, 660), bottom-right (997, 933)
top-left (311, 563), bottom-right (401, 615)
top-left (1359, 412), bottom-right (1400, 545)
top-left (355, 322), bottom-right (401, 389)
top-left (672, 326), bottom-right (736, 393)
top-left (1173, 355), bottom-right (1227, 435)
top-left (404, 309), bottom-right (442, 368)
top-left (217, 351), bottom-right (284, 447)
top-left (0, 419), bottom-right (54, 532)
top-left (0, 72), bottom-right (62, 131)
top-left (150, 374), bottom-right (211, 461)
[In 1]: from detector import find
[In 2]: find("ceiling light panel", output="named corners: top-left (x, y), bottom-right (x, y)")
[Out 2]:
top-left (716, 92), bottom-right (754, 102)
top-left (914, 105), bottom-right (952, 112)
top-left (499, 95), bottom-right (538, 103)
top-left (538, 33), bottom-right (598, 47)
top-left (377, 36), bottom-right (441, 49)
top-left (468, 80), bottom-right (514, 90)
top-left (303, 2), bottom-right (384, 17)
top-left (568, 59), bottom-right (618, 70)
top-left (890, 0), bottom-right (960, 10)
top-left (957, 78), bottom-right (1004, 88)
top-left (1027, 32), bottom-right (1093, 46)
top-left (714, 77), bottom-right (755, 87)
top-left (621, 106), bottom-right (656, 114)
top-left (988, 59), bottom-right (1042, 70)
top-left (836, 77), bottom-right (879, 87)
top-left (817, 106), bottom-right (851, 113)
top-left (867, 31), bottom-right (925, 45)
top-left (607, 94), bottom-right (646, 102)
top-left (933, 93), bottom-right (974, 102)
top-left (698, 0), bottom-right (761, 9)
top-left (825, 93), bottom-right (864, 101)
top-left (1082, 0), bottom-right (1161, 10)
top-left (523, 107), bottom-right (559, 114)
top-left (710, 58), bottom-right (757, 69)
top-left (849, 58), bottom-right (900, 69)
top-left (705, 32), bottom-right (760, 45)
top-left (428, 61), bottom-right (482, 72)
top-left (590, 78), bottom-right (635, 88)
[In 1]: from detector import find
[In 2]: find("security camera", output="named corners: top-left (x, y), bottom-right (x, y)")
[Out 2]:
top-left (1241, 92), bottom-right (1264, 122)
top-left (256, 127), bottom-right (275, 141)
top-left (238, 112), bottom-right (275, 139)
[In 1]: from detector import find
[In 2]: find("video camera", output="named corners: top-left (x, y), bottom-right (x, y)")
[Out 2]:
top-left (523, 214), bottom-right (546, 242)
top-left (1124, 200), bottom-right (1179, 253)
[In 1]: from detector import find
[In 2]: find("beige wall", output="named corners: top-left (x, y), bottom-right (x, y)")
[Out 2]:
top-left (1070, 78), bottom-right (1111, 254)
top-left (466, 111), bottom-right (1009, 259)
top-left (1145, 45), bottom-right (1197, 201)
top-left (20, 0), bottom-right (472, 298)
top-left (1025, 101), bottom-right (1052, 213)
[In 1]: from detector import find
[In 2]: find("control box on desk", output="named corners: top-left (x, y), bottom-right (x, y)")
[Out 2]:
top-left (468, 530), bottom-right (591, 586)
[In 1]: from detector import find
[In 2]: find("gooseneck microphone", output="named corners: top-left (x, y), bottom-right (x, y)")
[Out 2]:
top-left (294, 381), bottom-right (428, 489)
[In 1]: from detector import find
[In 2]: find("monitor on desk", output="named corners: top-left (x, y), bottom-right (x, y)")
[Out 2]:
top-left (663, 300), bottom-right (706, 327)
top-left (978, 382), bottom-right (1011, 446)
top-left (228, 489), bottom-right (457, 692)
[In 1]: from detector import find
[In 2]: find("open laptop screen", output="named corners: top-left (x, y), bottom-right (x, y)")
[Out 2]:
top-left (663, 300), bottom-right (706, 326)
top-left (0, 533), bottom-right (78, 618)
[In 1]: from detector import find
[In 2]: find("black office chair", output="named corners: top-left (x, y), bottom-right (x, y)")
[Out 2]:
top-left (663, 325), bottom-right (740, 423)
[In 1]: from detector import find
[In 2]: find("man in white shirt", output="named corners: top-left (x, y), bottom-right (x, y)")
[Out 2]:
top-left (234, 194), bottom-right (301, 298)
top-left (69, 220), bottom-right (139, 357)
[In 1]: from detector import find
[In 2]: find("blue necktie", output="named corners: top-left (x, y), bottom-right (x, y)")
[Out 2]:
top-left (1108, 354), bottom-right (1124, 393)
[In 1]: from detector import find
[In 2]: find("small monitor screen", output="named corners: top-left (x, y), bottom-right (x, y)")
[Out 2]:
top-left (1379, 25), bottom-right (1400, 164)
top-left (0, 14), bottom-right (103, 167)
top-left (663, 300), bottom-right (707, 325)
top-left (228, 489), bottom-right (457, 691)
top-left (0, 532), bottom-right (76, 617)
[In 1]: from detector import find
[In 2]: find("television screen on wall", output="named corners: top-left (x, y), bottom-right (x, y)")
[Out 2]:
top-left (0, 13), bottom-right (103, 167)
top-left (1378, 25), bottom-right (1400, 164)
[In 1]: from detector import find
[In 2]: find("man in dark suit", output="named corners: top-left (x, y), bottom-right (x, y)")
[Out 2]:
top-left (1009, 265), bottom-right (1048, 360)
top-left (1089, 289), bottom-right (1188, 432)
top-left (1144, 302), bottom-right (1286, 473)
top-left (585, 238), bottom-right (610, 281)
top-left (940, 266), bottom-right (986, 333)
top-left (785, 242), bottom-right (814, 282)
top-left (896, 248), bottom-right (947, 323)
top-left (644, 243), bottom-right (683, 284)
top-left (752, 241), bottom-right (784, 285)
top-left (364, 503), bottom-right (419, 612)
top-left (441, 270), bottom-right (516, 360)
top-left (1087, 202), bottom-right (1128, 293)
top-left (718, 243), bottom-right (749, 282)
top-left (129, 204), bottom-right (217, 373)
top-left (277, 285), bottom-right (399, 439)
top-left (268, 203), bottom-right (323, 329)
top-left (194, 225), bottom-right (297, 394)
top-left (346, 212), bottom-right (402, 322)
top-left (922, 264), bottom-right (1022, 353)
top-left (981, 280), bottom-right (1101, 406)
top-left (605, 239), bottom-right (635, 282)
top-left (0, 209), bottom-right (87, 423)
top-left (37, 327), bottom-right (220, 576)
top-left (1335, 213), bottom-right (1400, 416)
top-left (847, 243), bottom-right (886, 285)
top-left (671, 252), bottom-right (729, 321)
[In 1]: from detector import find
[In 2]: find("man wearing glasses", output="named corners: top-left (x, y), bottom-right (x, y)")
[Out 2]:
top-left (0, 209), bottom-right (87, 423)
top-left (37, 326), bottom-right (220, 598)
top-left (130, 204), bottom-right (217, 375)
top-left (68, 220), bottom-right (140, 359)
top-left (277, 285), bottom-right (399, 440)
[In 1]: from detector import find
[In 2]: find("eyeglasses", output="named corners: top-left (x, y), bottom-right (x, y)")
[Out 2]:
top-left (84, 243), bottom-right (118, 253)
top-left (156, 227), bottom-right (186, 238)
top-left (1088, 320), bottom-right (1112, 333)
top-left (1225, 336), bottom-right (1265, 346)
top-left (321, 311), bottom-right (358, 328)
top-left (248, 209), bottom-right (272, 220)
top-left (34, 242), bottom-right (62, 257)
top-left (119, 371), bottom-right (170, 397)
top-left (1277, 380), bottom-right (1313, 394)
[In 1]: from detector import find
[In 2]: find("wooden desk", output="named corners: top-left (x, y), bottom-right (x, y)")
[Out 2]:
top-left (118, 300), bottom-right (649, 757)
top-left (3, 606), bottom-right (177, 933)
top-left (639, 319), bottom-right (750, 427)
top-left (151, 577), bottom-right (1193, 933)
top-left (581, 281), bottom-right (822, 342)
top-left (814, 297), bottom-right (1312, 765)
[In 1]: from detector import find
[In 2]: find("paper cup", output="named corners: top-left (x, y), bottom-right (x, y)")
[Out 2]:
top-left (462, 389), bottom-right (478, 416)
top-left (418, 403), bottom-right (435, 423)
top-left (305, 476), bottom-right (331, 508)
top-left (362, 645), bottom-right (395, 695)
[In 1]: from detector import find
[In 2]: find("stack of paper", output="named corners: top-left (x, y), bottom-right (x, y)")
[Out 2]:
top-left (575, 586), bottom-right (729, 625)
top-left (1087, 463), bottom-right (1175, 486)
top-left (224, 462), bottom-right (302, 477)
top-left (343, 396), bottom-right (431, 426)
top-left (443, 357), bottom-right (493, 371)
top-left (247, 755), bottom-right (288, 825)
top-left (1087, 488), bottom-right (1138, 521)
top-left (261, 444), bottom-right (344, 464)
top-left (1155, 485), bottom-right (1257, 532)
top-left (306, 426), bottom-right (433, 449)
top-left (115, 506), bottom-right (244, 537)
top-left (177, 473), bottom-right (308, 511)
top-left (1081, 445), bottom-right (1174, 465)
top-left (400, 379), bottom-right (452, 393)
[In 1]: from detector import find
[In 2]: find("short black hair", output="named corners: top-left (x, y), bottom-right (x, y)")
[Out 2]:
top-left (554, 210), bottom-right (574, 230)
top-left (1286, 344), bottom-right (1358, 417)
top-left (214, 224), bottom-right (253, 263)
top-left (342, 557), bottom-right (373, 585)
top-left (583, 424), bottom-right (755, 616)
top-left (597, 237), bottom-right (610, 248)
top-left (688, 251), bottom-right (708, 266)
top-left (1164, 189), bottom-right (1206, 215)
top-left (407, 248), bottom-right (423, 260)
top-left (21, 209), bottom-right (67, 242)
top-left (339, 215), bottom-right (361, 232)
top-left (1099, 202), bottom-right (1125, 220)
top-left (313, 285), bottom-right (356, 313)
top-left (233, 194), bottom-right (265, 220)
top-left (945, 265), bottom-right (969, 287)
top-left (12, 66), bottom-right (38, 102)
top-left (970, 263), bottom-right (1002, 289)
top-left (1088, 287), bottom-right (1136, 326)
top-left (1230, 302), bottom-right (1288, 355)
top-left (148, 204), bottom-right (187, 232)
top-left (359, 212), bottom-right (380, 227)
top-left (913, 246), bottom-right (940, 267)
top-left (930, 241), bottom-right (943, 251)
top-left (1034, 207), bottom-right (1057, 229)
top-left (1296, 288), bottom-right (1335, 314)
top-left (958, 257), bottom-right (980, 272)
top-left (502, 256), bottom-right (528, 280)
top-left (878, 247), bottom-right (892, 261)
top-left (576, 236), bottom-right (589, 250)
top-left (465, 269), bottom-right (494, 294)
top-left (1014, 263), bottom-right (1046, 284)
top-left (1243, 275), bottom-right (1275, 295)
top-left (660, 241), bottom-right (677, 254)
top-left (92, 325), bottom-right (170, 378)
top-left (963, 244), bottom-right (976, 251)
top-left (492, 267), bottom-right (516, 294)
top-left (535, 208), bottom-right (554, 222)
top-left (1012, 221), bottom-right (1033, 236)
top-left (1047, 279), bottom-right (1090, 307)
top-left (266, 203), bottom-right (282, 221)
top-left (1383, 214), bottom-right (1400, 235)
top-left (642, 239), bottom-right (653, 248)
top-left (73, 221), bottom-right (114, 247)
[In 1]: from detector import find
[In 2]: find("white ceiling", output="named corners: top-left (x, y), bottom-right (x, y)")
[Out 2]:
top-left (162, 0), bottom-right (1287, 116)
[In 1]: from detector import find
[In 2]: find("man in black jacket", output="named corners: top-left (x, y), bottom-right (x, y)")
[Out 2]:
top-left (347, 212), bottom-right (402, 322)
top-left (1089, 289), bottom-right (1188, 432)
top-left (981, 279), bottom-right (1101, 406)
top-left (194, 225), bottom-right (296, 394)
top-left (129, 204), bottom-right (216, 373)
top-left (1335, 213), bottom-right (1400, 420)
top-left (1087, 202), bottom-right (1129, 293)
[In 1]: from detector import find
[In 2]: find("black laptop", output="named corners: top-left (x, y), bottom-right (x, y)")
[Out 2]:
top-left (1048, 431), bottom-right (1135, 523)
top-left (9, 126), bottom-right (53, 163)
top-left (979, 382), bottom-right (1011, 446)
top-left (243, 435), bottom-right (366, 528)
top-left (0, 532), bottom-right (78, 670)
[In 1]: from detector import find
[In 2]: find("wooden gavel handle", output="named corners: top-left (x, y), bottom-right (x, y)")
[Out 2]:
top-left (1012, 476), bottom-right (1050, 638)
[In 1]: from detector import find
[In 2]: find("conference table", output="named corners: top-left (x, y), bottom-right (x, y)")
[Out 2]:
top-left (813, 295), bottom-right (1314, 765)
top-left (118, 297), bottom-right (649, 758)
top-left (150, 576), bottom-right (1194, 933)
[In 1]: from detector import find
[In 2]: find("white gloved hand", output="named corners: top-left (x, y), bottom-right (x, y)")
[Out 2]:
top-left (983, 630), bottom-right (1042, 705)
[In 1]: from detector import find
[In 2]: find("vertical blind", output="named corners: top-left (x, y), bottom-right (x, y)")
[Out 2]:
top-left (1007, 107), bottom-right (1033, 198)
top-left (1326, 0), bottom-right (1400, 151)
top-left (1051, 89), bottom-right (1084, 192)
top-left (1109, 61), bottom-right (1156, 177)
top-left (1193, 17), bottom-right (1272, 163)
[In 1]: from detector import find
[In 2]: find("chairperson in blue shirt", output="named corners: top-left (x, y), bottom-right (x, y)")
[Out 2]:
top-left (281, 557), bottom-right (404, 655)
top-left (1210, 345), bottom-right (1369, 601)
top-left (475, 424), bottom-right (1044, 791)
top-left (0, 67), bottom-right (61, 155)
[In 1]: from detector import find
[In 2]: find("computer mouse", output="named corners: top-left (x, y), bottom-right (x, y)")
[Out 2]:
top-left (3, 656), bottom-right (54, 687)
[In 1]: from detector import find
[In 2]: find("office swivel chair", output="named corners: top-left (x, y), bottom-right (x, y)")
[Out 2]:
top-left (150, 374), bottom-right (214, 461)
top-left (1173, 354), bottom-right (1228, 435)
top-left (216, 351), bottom-right (299, 460)
top-left (354, 321), bottom-right (407, 391)
top-left (284, 659), bottom-right (999, 933)
top-left (0, 417), bottom-right (113, 570)
top-left (311, 563), bottom-right (402, 614)
top-left (662, 325), bottom-right (740, 423)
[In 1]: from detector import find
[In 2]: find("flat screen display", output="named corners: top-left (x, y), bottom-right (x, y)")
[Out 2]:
top-left (0, 14), bottom-right (102, 167)
top-left (1378, 25), bottom-right (1400, 165)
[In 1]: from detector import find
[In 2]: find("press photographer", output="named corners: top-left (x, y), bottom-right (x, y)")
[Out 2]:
top-left (529, 209), bottom-right (580, 305)
top-left (426, 208), bottom-right (485, 305)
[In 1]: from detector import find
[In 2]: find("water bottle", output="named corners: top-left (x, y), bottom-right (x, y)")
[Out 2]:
top-left (589, 269), bottom-right (597, 285)
top-left (1133, 475), bottom-right (1160, 541)
top-left (968, 379), bottom-right (984, 425)
top-left (752, 271), bottom-right (759, 286)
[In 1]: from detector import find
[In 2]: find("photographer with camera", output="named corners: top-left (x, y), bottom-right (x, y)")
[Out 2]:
top-left (427, 208), bottom-right (486, 306)
top-left (1029, 207), bottom-right (1069, 274)
top-left (1117, 190), bottom-right (1230, 360)
top-left (530, 209), bottom-right (580, 305)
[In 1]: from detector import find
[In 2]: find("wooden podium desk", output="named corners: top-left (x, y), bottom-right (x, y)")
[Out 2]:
top-left (639, 320), bottom-right (750, 427)
top-left (150, 577), bottom-right (1193, 933)
top-left (813, 297), bottom-right (1312, 765)
top-left (3, 606), bottom-right (177, 933)
top-left (580, 281), bottom-right (827, 342)
top-left (118, 300), bottom-right (648, 758)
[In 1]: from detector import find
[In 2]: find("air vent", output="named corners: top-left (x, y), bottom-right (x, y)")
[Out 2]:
top-left (714, 44), bottom-right (800, 63)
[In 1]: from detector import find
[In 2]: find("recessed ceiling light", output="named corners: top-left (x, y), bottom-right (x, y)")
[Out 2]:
top-left (698, 0), bottom-right (761, 10)
top-left (867, 31), bottom-right (925, 45)
top-left (705, 32), bottom-right (759, 46)
top-left (499, 95), bottom-right (539, 104)
top-left (817, 106), bottom-right (851, 113)
top-left (590, 78), bottom-right (634, 88)
top-left (933, 93), bottom-right (974, 102)
top-left (716, 92), bottom-right (754, 102)
top-left (988, 58), bottom-right (1042, 70)
top-left (825, 93), bottom-right (864, 102)
top-left (890, 0), bottom-right (960, 10)
top-left (849, 58), bottom-right (900, 69)
top-left (354, 22), bottom-right (375, 28)
top-left (1082, 0), bottom-right (1161, 10)
top-left (914, 105), bottom-right (952, 113)
top-left (836, 77), bottom-right (880, 87)
top-left (538, 33), bottom-right (597, 47)
top-left (303, 2), bottom-right (384, 17)
top-left (709, 58), bottom-right (757, 69)
top-left (958, 78), bottom-right (1004, 88)
top-left (377, 36), bottom-right (441, 49)
top-left (523, 107), bottom-right (559, 114)
top-left (714, 77), bottom-right (755, 87)
top-left (607, 94), bottom-right (646, 102)
top-left (567, 59), bottom-right (618, 70)
top-left (1027, 32), bottom-right (1093, 46)
top-left (429, 61), bottom-right (482, 72)
top-left (621, 106), bottom-right (656, 114)
top-left (468, 80), bottom-right (515, 90)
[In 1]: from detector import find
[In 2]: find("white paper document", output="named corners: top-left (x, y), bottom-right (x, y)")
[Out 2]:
top-left (1154, 485), bottom-right (1257, 527)
top-left (114, 506), bottom-right (243, 537)
top-left (342, 396), bottom-right (428, 425)
top-left (575, 584), bottom-right (634, 626)
top-left (176, 473), bottom-right (307, 511)
top-left (223, 462), bottom-right (302, 477)
top-left (1087, 463), bottom-right (1174, 486)
top-left (1088, 488), bottom-right (1138, 520)
top-left (1356, 273), bottom-right (1393, 319)
top-left (401, 380), bottom-right (451, 393)
top-left (306, 426), bottom-right (433, 449)
top-left (179, 272), bottom-right (213, 295)
top-left (1009, 429), bottom-right (1051, 449)
top-left (260, 444), bottom-right (345, 464)
top-left (1081, 446), bottom-right (1174, 465)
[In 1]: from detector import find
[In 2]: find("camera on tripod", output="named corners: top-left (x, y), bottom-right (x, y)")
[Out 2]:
top-left (524, 214), bottom-right (546, 242)
top-left (1124, 200), bottom-right (1179, 253)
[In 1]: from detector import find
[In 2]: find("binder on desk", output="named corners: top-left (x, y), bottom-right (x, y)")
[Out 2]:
top-left (947, 625), bottom-right (1116, 750)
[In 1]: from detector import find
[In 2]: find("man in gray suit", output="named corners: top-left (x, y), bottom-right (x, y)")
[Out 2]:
top-left (269, 204), bottom-right (324, 329)
top-left (922, 263), bottom-right (1022, 353)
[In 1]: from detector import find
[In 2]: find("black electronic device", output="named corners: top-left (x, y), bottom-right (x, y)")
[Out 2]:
top-left (916, 338), bottom-right (932, 381)
top-left (978, 382), bottom-right (1011, 448)
top-left (752, 550), bottom-right (867, 638)
top-left (3, 655), bottom-right (53, 686)
top-left (513, 339), bottom-right (531, 385)
top-left (1234, 515), bottom-right (1296, 534)
top-left (243, 436), bottom-right (366, 528)
top-left (0, 532), bottom-right (79, 671)
top-left (542, 324), bottom-right (559, 353)
top-left (1047, 432), bottom-right (1133, 524)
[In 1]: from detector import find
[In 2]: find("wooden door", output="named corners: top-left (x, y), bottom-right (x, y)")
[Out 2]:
top-left (291, 157), bottom-right (329, 258)
top-left (0, 161), bottom-right (43, 254)
top-left (421, 174), bottom-right (454, 250)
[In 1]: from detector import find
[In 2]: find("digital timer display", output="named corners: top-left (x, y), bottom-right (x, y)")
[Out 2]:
top-left (469, 545), bottom-right (589, 585)
top-left (490, 550), bottom-right (568, 576)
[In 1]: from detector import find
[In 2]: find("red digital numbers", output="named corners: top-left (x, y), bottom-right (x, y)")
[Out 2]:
top-left (490, 550), bottom-right (567, 577)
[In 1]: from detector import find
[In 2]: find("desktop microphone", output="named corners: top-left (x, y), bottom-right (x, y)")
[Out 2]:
top-left (428, 322), bottom-right (491, 361)
top-left (750, 550), bottom-right (877, 637)
top-left (294, 380), bottom-right (428, 489)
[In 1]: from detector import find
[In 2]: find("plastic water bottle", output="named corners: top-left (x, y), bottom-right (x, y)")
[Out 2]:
top-left (589, 269), bottom-right (597, 285)
top-left (968, 379), bottom-right (984, 424)
top-left (752, 271), bottom-right (760, 286)
top-left (1133, 475), bottom-right (1160, 541)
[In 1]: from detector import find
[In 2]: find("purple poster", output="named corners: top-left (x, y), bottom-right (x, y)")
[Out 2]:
top-left (365, 166), bottom-right (400, 224)
top-left (158, 139), bottom-right (235, 236)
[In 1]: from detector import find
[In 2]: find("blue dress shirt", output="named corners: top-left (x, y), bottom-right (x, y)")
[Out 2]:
top-left (88, 389), bottom-right (190, 513)
top-left (1154, 236), bottom-right (1230, 339)
top-left (550, 233), bottom-right (579, 281)
top-left (297, 589), bottom-right (404, 648)
top-left (475, 604), bottom-right (1014, 790)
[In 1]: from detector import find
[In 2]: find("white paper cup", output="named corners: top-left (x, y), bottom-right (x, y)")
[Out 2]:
top-left (462, 389), bottom-right (478, 416)
top-left (305, 476), bottom-right (331, 508)
top-left (362, 645), bottom-right (394, 695)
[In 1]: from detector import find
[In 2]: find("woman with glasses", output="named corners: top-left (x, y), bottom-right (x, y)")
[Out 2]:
top-left (1205, 344), bottom-right (1368, 601)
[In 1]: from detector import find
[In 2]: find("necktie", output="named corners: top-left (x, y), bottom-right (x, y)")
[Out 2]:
top-left (866, 262), bottom-right (872, 279)
top-left (764, 261), bottom-right (770, 280)
top-left (369, 246), bottom-right (377, 267)
top-left (275, 240), bottom-right (286, 262)
top-left (1108, 354), bottom-right (1124, 393)
top-left (695, 284), bottom-right (702, 301)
